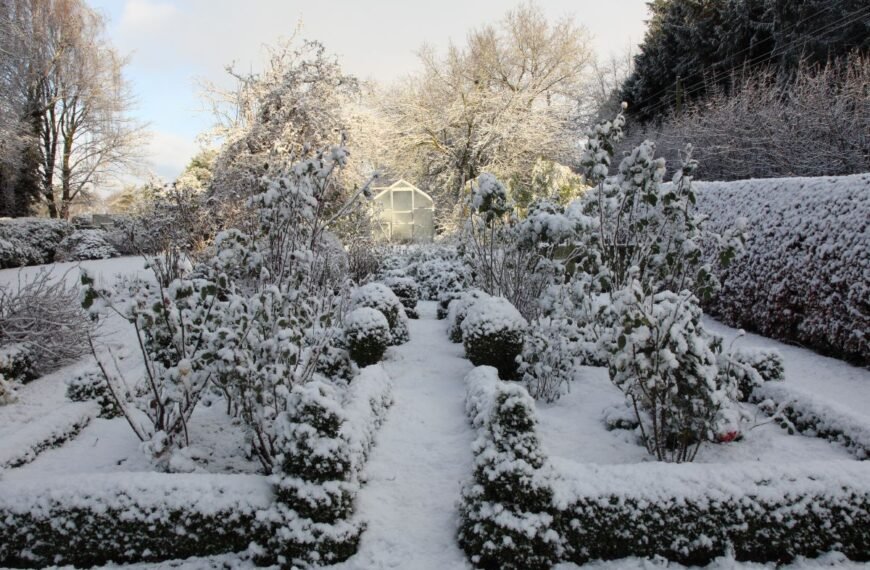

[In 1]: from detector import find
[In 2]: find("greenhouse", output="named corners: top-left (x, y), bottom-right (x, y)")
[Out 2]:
top-left (372, 179), bottom-right (435, 242)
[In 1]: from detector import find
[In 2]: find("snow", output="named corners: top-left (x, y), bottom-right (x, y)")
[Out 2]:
top-left (695, 173), bottom-right (870, 364)
top-left (702, 317), bottom-right (870, 419)
top-left (331, 301), bottom-right (474, 570)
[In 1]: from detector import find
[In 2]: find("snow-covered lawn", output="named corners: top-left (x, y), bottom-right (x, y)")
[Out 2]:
top-left (537, 316), bottom-right (869, 466)
top-left (2, 257), bottom-right (869, 568)
top-left (0, 256), bottom-right (258, 476)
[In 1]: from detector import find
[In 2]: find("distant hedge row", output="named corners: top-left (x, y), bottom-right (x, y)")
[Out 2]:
top-left (459, 365), bottom-right (870, 569)
top-left (695, 174), bottom-right (869, 365)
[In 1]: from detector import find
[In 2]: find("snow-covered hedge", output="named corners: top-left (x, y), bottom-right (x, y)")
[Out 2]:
top-left (345, 307), bottom-right (391, 367)
top-left (551, 458), bottom-right (870, 565)
top-left (66, 367), bottom-right (122, 418)
top-left (461, 296), bottom-right (528, 379)
top-left (1, 367), bottom-right (395, 568)
top-left (459, 366), bottom-right (560, 570)
top-left (0, 217), bottom-right (73, 268)
top-left (0, 343), bottom-right (37, 384)
top-left (446, 289), bottom-right (489, 342)
top-left (351, 283), bottom-right (410, 346)
top-left (383, 275), bottom-right (419, 319)
top-left (0, 401), bottom-right (97, 469)
top-left (55, 228), bottom-right (120, 261)
top-left (752, 382), bottom-right (870, 460)
top-left (341, 364), bottom-right (394, 474)
top-left (459, 370), bottom-right (870, 567)
top-left (0, 473), bottom-right (273, 567)
top-left (695, 174), bottom-right (869, 365)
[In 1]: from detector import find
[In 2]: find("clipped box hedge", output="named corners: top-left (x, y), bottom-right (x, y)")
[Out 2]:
top-left (551, 458), bottom-right (870, 565)
top-left (459, 368), bottom-right (870, 568)
top-left (0, 473), bottom-right (272, 568)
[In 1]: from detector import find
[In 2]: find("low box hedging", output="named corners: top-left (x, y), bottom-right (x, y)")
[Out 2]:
top-left (551, 458), bottom-right (870, 565)
top-left (0, 473), bottom-right (273, 568)
top-left (460, 368), bottom-right (870, 569)
top-left (0, 401), bottom-right (97, 469)
top-left (752, 382), bottom-right (870, 460)
top-left (0, 365), bottom-right (395, 569)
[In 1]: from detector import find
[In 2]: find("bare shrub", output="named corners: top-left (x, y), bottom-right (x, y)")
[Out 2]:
top-left (0, 268), bottom-right (94, 373)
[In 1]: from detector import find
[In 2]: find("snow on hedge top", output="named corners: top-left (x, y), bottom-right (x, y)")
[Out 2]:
top-left (345, 307), bottom-right (390, 333)
top-left (0, 472), bottom-right (273, 516)
top-left (694, 173), bottom-right (869, 364)
top-left (549, 457), bottom-right (870, 508)
top-left (461, 296), bottom-right (528, 338)
top-left (351, 282), bottom-right (403, 313)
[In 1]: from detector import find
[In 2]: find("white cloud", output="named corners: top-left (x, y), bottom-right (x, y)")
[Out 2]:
top-left (145, 129), bottom-right (199, 182)
top-left (119, 0), bottom-right (177, 34)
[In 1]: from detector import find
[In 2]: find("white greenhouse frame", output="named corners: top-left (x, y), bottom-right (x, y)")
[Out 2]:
top-left (371, 179), bottom-right (435, 242)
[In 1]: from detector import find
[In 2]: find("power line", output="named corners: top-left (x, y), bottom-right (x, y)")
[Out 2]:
top-left (627, 4), bottom-right (870, 118)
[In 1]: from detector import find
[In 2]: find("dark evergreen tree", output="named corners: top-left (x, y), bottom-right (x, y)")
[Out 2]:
top-left (622, 0), bottom-right (869, 123)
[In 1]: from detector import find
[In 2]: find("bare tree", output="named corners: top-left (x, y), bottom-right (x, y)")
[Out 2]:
top-left (2, 0), bottom-right (144, 219)
top-left (380, 4), bottom-right (593, 221)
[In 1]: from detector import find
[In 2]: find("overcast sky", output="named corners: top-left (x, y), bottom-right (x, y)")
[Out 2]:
top-left (88, 0), bottom-right (650, 184)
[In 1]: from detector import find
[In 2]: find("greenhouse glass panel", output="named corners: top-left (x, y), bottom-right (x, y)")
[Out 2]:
top-left (392, 190), bottom-right (413, 211)
top-left (392, 223), bottom-right (412, 241)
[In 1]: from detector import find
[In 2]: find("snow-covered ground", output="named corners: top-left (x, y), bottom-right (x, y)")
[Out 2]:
top-left (2, 257), bottom-right (869, 568)
top-left (331, 301), bottom-right (474, 570)
top-left (0, 256), bottom-right (258, 476)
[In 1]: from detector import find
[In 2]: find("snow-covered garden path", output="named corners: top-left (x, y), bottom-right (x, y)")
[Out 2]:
top-left (332, 301), bottom-right (474, 570)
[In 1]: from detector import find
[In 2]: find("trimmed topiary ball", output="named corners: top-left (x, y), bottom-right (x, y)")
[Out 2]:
top-left (66, 368), bottom-right (122, 418)
top-left (351, 283), bottom-right (410, 345)
top-left (345, 308), bottom-right (391, 367)
top-left (461, 296), bottom-right (528, 378)
top-left (383, 275), bottom-right (420, 319)
top-left (0, 344), bottom-right (37, 384)
top-left (446, 289), bottom-right (489, 343)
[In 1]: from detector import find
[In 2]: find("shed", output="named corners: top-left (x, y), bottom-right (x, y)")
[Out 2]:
top-left (371, 179), bottom-right (435, 242)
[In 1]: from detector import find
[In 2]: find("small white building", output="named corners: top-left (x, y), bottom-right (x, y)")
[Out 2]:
top-left (371, 179), bottom-right (435, 242)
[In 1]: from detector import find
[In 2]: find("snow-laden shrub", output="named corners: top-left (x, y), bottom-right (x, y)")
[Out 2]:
top-left (609, 283), bottom-right (733, 463)
top-left (350, 282), bottom-right (409, 346)
top-left (313, 343), bottom-right (355, 384)
top-left (265, 381), bottom-right (363, 567)
top-left (461, 296), bottom-right (528, 379)
top-left (416, 257), bottom-right (469, 301)
top-left (0, 343), bottom-right (36, 384)
top-left (446, 289), bottom-right (489, 342)
top-left (0, 217), bottom-right (73, 268)
top-left (695, 174), bottom-right (869, 365)
top-left (383, 275), bottom-right (419, 319)
top-left (344, 307), bottom-right (390, 367)
top-left (0, 268), bottom-right (93, 375)
top-left (0, 373), bottom-right (17, 405)
top-left (55, 228), bottom-right (120, 261)
top-left (552, 460), bottom-right (870, 565)
top-left (437, 290), bottom-right (463, 320)
top-left (471, 173), bottom-right (512, 221)
top-left (716, 345), bottom-right (784, 402)
top-left (0, 473), bottom-right (272, 567)
top-left (66, 368), bottom-right (122, 419)
top-left (517, 316), bottom-right (581, 403)
top-left (82, 269), bottom-right (220, 468)
top-left (459, 366), bottom-right (561, 570)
